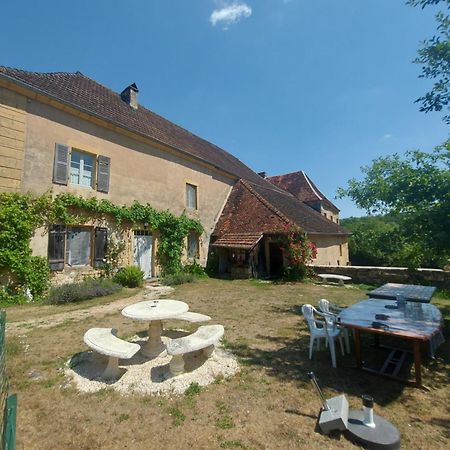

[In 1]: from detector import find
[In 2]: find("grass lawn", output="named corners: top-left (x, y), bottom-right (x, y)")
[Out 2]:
top-left (5, 279), bottom-right (450, 449)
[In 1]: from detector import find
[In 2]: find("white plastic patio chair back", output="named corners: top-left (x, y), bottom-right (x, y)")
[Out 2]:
top-left (318, 298), bottom-right (332, 315)
top-left (318, 298), bottom-right (351, 354)
top-left (301, 304), bottom-right (344, 368)
top-left (302, 304), bottom-right (321, 332)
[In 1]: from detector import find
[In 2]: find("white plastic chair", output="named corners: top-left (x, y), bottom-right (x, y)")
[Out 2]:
top-left (301, 304), bottom-right (345, 368)
top-left (318, 298), bottom-right (351, 354)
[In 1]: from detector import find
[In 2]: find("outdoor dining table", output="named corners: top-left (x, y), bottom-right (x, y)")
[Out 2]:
top-left (367, 283), bottom-right (437, 303)
top-left (338, 298), bottom-right (443, 389)
top-left (121, 299), bottom-right (188, 358)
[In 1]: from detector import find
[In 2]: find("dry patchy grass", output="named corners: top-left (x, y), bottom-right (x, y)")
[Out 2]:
top-left (5, 279), bottom-right (450, 449)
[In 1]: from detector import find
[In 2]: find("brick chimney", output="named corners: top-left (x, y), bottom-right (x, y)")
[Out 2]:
top-left (120, 83), bottom-right (139, 109)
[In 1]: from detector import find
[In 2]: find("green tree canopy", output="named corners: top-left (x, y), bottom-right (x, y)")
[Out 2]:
top-left (338, 143), bottom-right (450, 268)
top-left (407, 0), bottom-right (450, 122)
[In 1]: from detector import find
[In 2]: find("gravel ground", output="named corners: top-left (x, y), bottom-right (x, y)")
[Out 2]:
top-left (65, 337), bottom-right (240, 396)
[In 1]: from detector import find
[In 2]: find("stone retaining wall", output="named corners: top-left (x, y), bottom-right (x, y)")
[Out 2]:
top-left (311, 265), bottom-right (450, 290)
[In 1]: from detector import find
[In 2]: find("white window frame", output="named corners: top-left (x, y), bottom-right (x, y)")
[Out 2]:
top-left (70, 149), bottom-right (95, 188)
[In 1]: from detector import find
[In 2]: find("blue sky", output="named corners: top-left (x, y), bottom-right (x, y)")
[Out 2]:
top-left (1, 0), bottom-right (448, 217)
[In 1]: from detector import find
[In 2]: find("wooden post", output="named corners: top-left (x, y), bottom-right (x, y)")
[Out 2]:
top-left (413, 340), bottom-right (422, 388)
top-left (354, 329), bottom-right (362, 369)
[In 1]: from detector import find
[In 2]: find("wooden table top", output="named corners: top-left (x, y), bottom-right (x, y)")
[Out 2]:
top-left (338, 299), bottom-right (442, 341)
top-left (368, 283), bottom-right (437, 303)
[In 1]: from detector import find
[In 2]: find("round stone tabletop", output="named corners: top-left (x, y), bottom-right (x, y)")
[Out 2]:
top-left (121, 299), bottom-right (189, 321)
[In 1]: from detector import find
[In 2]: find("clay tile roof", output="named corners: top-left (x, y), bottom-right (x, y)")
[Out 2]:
top-left (212, 233), bottom-right (263, 249)
top-left (267, 170), bottom-right (339, 212)
top-left (0, 66), bottom-right (263, 184)
top-left (213, 180), bottom-right (350, 237)
top-left (243, 180), bottom-right (348, 234)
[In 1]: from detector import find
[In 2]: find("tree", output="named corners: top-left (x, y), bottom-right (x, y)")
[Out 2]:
top-left (340, 216), bottom-right (405, 266)
top-left (338, 142), bottom-right (450, 268)
top-left (407, 0), bottom-right (450, 123)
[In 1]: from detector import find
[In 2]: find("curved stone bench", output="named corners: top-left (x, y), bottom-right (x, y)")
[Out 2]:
top-left (166, 324), bottom-right (224, 376)
top-left (172, 312), bottom-right (211, 323)
top-left (317, 274), bottom-right (352, 286)
top-left (84, 328), bottom-right (140, 379)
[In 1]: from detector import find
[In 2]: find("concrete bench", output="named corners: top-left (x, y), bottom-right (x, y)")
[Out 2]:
top-left (172, 312), bottom-right (211, 323)
top-left (84, 328), bottom-right (140, 379)
top-left (317, 274), bottom-right (352, 286)
top-left (166, 324), bottom-right (225, 376)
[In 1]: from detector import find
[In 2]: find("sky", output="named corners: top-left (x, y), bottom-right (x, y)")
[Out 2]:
top-left (1, 0), bottom-right (448, 217)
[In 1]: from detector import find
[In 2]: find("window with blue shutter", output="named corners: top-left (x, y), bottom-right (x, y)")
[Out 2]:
top-left (93, 228), bottom-right (108, 268)
top-left (48, 225), bottom-right (66, 271)
top-left (97, 155), bottom-right (111, 193)
top-left (53, 144), bottom-right (69, 185)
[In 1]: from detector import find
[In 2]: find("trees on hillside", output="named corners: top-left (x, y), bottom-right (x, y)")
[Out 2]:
top-left (338, 143), bottom-right (450, 268)
top-left (340, 216), bottom-right (405, 267)
top-left (407, 0), bottom-right (450, 122)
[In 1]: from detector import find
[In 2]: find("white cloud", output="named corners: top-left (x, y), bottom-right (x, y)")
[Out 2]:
top-left (210, 2), bottom-right (252, 29)
top-left (381, 133), bottom-right (393, 140)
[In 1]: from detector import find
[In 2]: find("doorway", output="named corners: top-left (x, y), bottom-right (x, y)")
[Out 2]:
top-left (133, 230), bottom-right (152, 279)
top-left (269, 242), bottom-right (284, 277)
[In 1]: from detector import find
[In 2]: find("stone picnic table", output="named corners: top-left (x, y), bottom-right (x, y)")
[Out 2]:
top-left (121, 299), bottom-right (188, 358)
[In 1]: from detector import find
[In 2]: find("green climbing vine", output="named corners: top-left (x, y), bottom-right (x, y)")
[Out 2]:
top-left (0, 191), bottom-right (203, 303)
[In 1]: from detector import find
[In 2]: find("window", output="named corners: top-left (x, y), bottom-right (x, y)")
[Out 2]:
top-left (53, 144), bottom-right (111, 193)
top-left (48, 225), bottom-right (107, 270)
top-left (186, 183), bottom-right (197, 209)
top-left (187, 232), bottom-right (199, 259)
top-left (66, 227), bottom-right (91, 266)
top-left (70, 150), bottom-right (94, 187)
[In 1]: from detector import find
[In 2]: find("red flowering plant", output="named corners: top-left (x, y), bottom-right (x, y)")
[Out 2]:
top-left (275, 223), bottom-right (317, 281)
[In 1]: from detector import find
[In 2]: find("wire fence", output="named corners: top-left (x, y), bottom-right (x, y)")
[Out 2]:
top-left (0, 310), bottom-right (17, 450)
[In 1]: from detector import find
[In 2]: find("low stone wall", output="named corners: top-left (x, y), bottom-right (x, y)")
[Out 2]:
top-left (311, 265), bottom-right (450, 290)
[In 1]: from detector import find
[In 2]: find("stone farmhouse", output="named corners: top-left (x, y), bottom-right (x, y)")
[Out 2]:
top-left (0, 67), bottom-right (349, 281)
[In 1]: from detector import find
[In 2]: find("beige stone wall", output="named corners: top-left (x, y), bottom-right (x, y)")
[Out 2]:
top-left (320, 205), bottom-right (340, 224)
top-left (20, 98), bottom-right (234, 271)
top-left (0, 88), bottom-right (26, 192)
top-left (309, 234), bottom-right (349, 266)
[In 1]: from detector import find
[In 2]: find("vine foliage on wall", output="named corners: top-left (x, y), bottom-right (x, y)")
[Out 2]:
top-left (0, 192), bottom-right (203, 302)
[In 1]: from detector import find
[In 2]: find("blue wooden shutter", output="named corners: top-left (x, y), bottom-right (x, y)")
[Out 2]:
top-left (53, 144), bottom-right (69, 185)
top-left (48, 225), bottom-right (66, 271)
top-left (93, 228), bottom-right (107, 268)
top-left (97, 155), bottom-right (110, 193)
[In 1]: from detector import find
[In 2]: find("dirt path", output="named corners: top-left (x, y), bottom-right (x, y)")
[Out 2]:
top-left (6, 285), bottom-right (174, 334)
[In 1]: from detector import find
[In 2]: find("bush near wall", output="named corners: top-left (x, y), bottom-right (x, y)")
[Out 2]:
top-left (46, 278), bottom-right (122, 304)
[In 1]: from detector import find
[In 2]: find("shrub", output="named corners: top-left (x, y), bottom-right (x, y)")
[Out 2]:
top-left (161, 272), bottom-right (195, 286)
top-left (46, 278), bottom-right (122, 304)
top-left (25, 256), bottom-right (51, 299)
top-left (183, 261), bottom-right (207, 277)
top-left (0, 286), bottom-right (28, 306)
top-left (113, 266), bottom-right (144, 288)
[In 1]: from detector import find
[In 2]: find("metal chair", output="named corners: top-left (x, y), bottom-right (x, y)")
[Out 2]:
top-left (301, 304), bottom-right (345, 368)
top-left (318, 298), bottom-right (351, 354)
